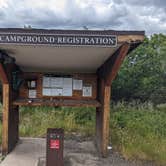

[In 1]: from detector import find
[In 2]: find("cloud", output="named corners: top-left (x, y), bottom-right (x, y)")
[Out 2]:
top-left (0, 0), bottom-right (7, 8)
top-left (124, 0), bottom-right (166, 8)
top-left (0, 0), bottom-right (165, 35)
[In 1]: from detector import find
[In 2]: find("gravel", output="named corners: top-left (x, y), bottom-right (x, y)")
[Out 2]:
top-left (38, 139), bottom-right (156, 166)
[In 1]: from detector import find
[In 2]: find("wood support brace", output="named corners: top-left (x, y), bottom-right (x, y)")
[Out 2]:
top-left (97, 43), bottom-right (130, 86)
top-left (96, 42), bottom-right (131, 157)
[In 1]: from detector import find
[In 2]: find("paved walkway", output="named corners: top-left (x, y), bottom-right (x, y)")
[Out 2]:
top-left (0, 138), bottom-right (46, 166)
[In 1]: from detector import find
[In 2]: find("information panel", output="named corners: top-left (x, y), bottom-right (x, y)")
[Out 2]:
top-left (73, 79), bottom-right (83, 90)
top-left (83, 86), bottom-right (92, 97)
top-left (42, 76), bottom-right (73, 97)
top-left (28, 89), bottom-right (37, 98)
top-left (42, 75), bottom-right (93, 97)
top-left (50, 77), bottom-right (63, 88)
top-left (51, 88), bottom-right (63, 96)
top-left (43, 77), bottom-right (50, 87)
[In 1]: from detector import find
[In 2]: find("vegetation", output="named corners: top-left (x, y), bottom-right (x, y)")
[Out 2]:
top-left (111, 102), bottom-right (166, 166)
top-left (112, 34), bottom-right (166, 104)
top-left (19, 106), bottom-right (96, 138)
top-left (1, 102), bottom-right (166, 165)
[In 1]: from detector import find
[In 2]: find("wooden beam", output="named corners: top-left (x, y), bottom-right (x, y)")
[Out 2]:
top-left (0, 63), bottom-right (8, 84)
top-left (2, 83), bottom-right (10, 155)
top-left (96, 43), bottom-right (132, 157)
top-left (118, 35), bottom-right (145, 43)
top-left (96, 78), bottom-right (111, 157)
top-left (97, 43), bottom-right (130, 86)
top-left (13, 98), bottom-right (101, 107)
top-left (106, 43), bottom-right (130, 85)
top-left (2, 84), bottom-right (19, 155)
top-left (0, 61), bottom-right (10, 154)
top-left (1, 63), bottom-right (20, 155)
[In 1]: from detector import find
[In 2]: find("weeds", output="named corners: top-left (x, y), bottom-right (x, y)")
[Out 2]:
top-left (0, 102), bottom-right (165, 165)
top-left (19, 106), bottom-right (96, 137)
top-left (110, 102), bottom-right (166, 166)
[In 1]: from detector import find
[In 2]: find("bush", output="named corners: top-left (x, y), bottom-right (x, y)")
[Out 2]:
top-left (111, 102), bottom-right (166, 166)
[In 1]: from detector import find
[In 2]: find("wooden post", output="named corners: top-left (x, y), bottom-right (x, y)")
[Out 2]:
top-left (2, 84), bottom-right (10, 154)
top-left (1, 62), bottom-right (19, 155)
top-left (96, 43), bottom-right (130, 157)
top-left (96, 78), bottom-right (111, 157)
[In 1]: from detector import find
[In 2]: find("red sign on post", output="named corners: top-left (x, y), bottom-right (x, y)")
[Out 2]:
top-left (50, 140), bottom-right (60, 149)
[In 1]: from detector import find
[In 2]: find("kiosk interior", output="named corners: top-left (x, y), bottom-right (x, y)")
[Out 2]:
top-left (0, 28), bottom-right (145, 157)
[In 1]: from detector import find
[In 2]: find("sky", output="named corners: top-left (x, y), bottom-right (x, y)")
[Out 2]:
top-left (0, 0), bottom-right (166, 35)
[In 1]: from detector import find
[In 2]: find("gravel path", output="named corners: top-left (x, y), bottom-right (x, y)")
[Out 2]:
top-left (39, 138), bottom-right (156, 166)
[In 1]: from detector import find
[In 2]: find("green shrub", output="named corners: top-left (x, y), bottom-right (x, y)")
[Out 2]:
top-left (111, 102), bottom-right (166, 166)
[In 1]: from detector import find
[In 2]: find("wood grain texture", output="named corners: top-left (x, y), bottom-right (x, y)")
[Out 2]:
top-left (13, 98), bottom-right (101, 107)
top-left (96, 78), bottom-right (111, 157)
top-left (0, 63), bottom-right (8, 84)
top-left (96, 43), bottom-right (130, 157)
top-left (2, 83), bottom-right (10, 155)
top-left (2, 63), bottom-right (19, 155)
top-left (101, 84), bottom-right (111, 157)
top-left (106, 43), bottom-right (130, 85)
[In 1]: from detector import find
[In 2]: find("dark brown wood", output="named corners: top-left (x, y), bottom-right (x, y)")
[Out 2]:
top-left (106, 43), bottom-right (130, 85)
top-left (96, 43), bottom-right (130, 157)
top-left (8, 105), bottom-right (19, 152)
top-left (0, 28), bottom-right (145, 36)
top-left (13, 98), bottom-right (101, 107)
top-left (2, 63), bottom-right (19, 155)
top-left (97, 43), bottom-right (130, 86)
top-left (96, 78), bottom-right (111, 157)
top-left (0, 63), bottom-right (8, 84)
top-left (46, 128), bottom-right (64, 166)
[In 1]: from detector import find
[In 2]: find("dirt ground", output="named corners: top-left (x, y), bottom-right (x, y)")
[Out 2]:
top-left (38, 137), bottom-right (157, 166)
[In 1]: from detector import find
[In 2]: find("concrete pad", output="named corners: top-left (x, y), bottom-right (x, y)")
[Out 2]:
top-left (0, 138), bottom-right (46, 166)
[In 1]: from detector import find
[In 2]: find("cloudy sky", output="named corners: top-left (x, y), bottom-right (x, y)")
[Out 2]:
top-left (0, 0), bottom-right (166, 35)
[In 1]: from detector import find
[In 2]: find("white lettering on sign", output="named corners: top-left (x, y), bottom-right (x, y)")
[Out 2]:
top-left (0, 33), bottom-right (117, 47)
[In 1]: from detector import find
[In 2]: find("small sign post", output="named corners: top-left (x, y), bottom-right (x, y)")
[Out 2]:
top-left (46, 128), bottom-right (64, 166)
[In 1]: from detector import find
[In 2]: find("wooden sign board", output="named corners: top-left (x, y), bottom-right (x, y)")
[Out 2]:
top-left (19, 73), bottom-right (97, 100)
top-left (0, 33), bottom-right (117, 47)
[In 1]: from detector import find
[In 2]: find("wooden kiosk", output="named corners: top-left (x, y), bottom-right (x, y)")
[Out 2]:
top-left (0, 28), bottom-right (144, 157)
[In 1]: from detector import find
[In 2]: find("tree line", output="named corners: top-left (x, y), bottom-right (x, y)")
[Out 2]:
top-left (112, 33), bottom-right (166, 104)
